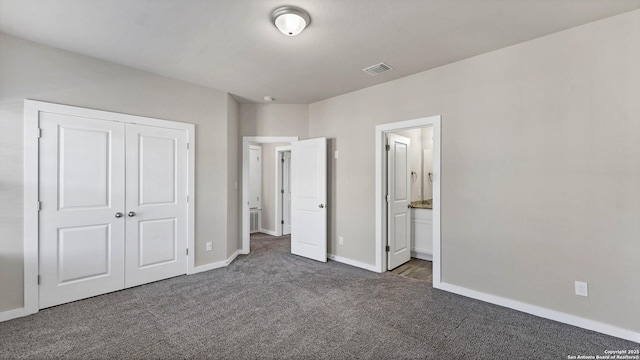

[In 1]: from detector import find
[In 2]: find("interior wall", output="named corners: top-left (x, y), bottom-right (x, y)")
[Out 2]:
top-left (0, 33), bottom-right (232, 312)
top-left (240, 104), bottom-right (309, 137)
top-left (308, 10), bottom-right (640, 333)
top-left (260, 143), bottom-right (289, 233)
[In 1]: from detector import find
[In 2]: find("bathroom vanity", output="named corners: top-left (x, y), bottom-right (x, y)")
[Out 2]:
top-left (410, 206), bottom-right (433, 261)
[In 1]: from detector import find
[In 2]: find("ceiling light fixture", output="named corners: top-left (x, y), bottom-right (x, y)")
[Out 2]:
top-left (271, 6), bottom-right (310, 36)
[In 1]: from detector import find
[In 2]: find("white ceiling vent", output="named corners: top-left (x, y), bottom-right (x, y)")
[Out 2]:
top-left (362, 62), bottom-right (394, 76)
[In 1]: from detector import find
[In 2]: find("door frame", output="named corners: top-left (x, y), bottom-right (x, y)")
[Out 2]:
top-left (241, 137), bottom-right (298, 254)
top-left (374, 115), bottom-right (441, 287)
top-left (275, 145), bottom-right (291, 236)
top-left (23, 100), bottom-right (196, 317)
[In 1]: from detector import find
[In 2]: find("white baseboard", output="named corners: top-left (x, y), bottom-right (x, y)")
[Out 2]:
top-left (258, 228), bottom-right (278, 237)
top-left (0, 307), bottom-right (31, 323)
top-left (226, 249), bottom-right (240, 265)
top-left (328, 254), bottom-right (380, 273)
top-left (193, 249), bottom-right (243, 274)
top-left (437, 282), bottom-right (640, 343)
top-left (411, 249), bottom-right (432, 261)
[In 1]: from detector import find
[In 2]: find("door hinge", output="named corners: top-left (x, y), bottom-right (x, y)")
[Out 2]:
top-left (186, 248), bottom-right (189, 256)
top-left (385, 245), bottom-right (390, 252)
top-left (37, 128), bottom-right (42, 139)
top-left (37, 201), bottom-right (41, 211)
top-left (385, 144), bottom-right (390, 151)
top-left (281, 189), bottom-right (284, 194)
top-left (281, 220), bottom-right (284, 225)
top-left (186, 195), bottom-right (189, 203)
top-left (281, 157), bottom-right (285, 163)
top-left (37, 275), bottom-right (40, 284)
top-left (386, 194), bottom-right (390, 203)
top-left (186, 142), bottom-right (190, 150)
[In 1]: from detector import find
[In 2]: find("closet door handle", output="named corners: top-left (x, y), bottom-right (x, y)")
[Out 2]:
top-left (318, 204), bottom-right (324, 209)
top-left (128, 211), bottom-right (136, 217)
top-left (115, 212), bottom-right (123, 218)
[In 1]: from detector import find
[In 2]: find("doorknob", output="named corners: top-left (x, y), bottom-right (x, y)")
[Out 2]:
top-left (115, 212), bottom-right (123, 218)
top-left (128, 211), bottom-right (136, 217)
top-left (319, 204), bottom-right (324, 208)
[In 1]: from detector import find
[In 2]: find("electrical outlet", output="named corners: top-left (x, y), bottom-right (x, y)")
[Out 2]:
top-left (575, 281), bottom-right (588, 297)
top-left (338, 236), bottom-right (344, 245)
top-left (206, 242), bottom-right (213, 251)
top-left (334, 150), bottom-right (339, 159)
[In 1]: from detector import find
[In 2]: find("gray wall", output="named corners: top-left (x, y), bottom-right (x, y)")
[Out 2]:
top-left (240, 104), bottom-right (308, 137)
top-left (0, 33), bottom-right (238, 312)
top-left (309, 10), bottom-right (640, 332)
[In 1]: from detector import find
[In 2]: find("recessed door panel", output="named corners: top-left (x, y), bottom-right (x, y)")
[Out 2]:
top-left (393, 213), bottom-right (408, 254)
top-left (58, 224), bottom-right (111, 284)
top-left (139, 135), bottom-right (176, 206)
top-left (138, 218), bottom-right (177, 268)
top-left (58, 126), bottom-right (111, 210)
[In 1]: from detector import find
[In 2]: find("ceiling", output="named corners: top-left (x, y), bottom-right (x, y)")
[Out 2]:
top-left (1, 0), bottom-right (639, 104)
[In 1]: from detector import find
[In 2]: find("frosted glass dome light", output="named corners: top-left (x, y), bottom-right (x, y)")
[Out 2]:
top-left (272, 6), bottom-right (310, 36)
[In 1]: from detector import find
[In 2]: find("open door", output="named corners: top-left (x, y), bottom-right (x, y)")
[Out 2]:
top-left (291, 138), bottom-right (327, 262)
top-left (387, 133), bottom-right (411, 270)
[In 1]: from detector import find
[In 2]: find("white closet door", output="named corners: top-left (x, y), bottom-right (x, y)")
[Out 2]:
top-left (124, 124), bottom-right (188, 287)
top-left (39, 113), bottom-right (126, 309)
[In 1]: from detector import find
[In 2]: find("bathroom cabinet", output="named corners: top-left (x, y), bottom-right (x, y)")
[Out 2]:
top-left (411, 208), bottom-right (433, 261)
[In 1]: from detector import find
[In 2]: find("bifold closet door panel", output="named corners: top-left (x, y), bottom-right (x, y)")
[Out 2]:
top-left (39, 113), bottom-right (126, 309)
top-left (124, 124), bottom-right (189, 288)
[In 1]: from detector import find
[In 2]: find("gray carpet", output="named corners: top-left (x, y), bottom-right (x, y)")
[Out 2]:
top-left (0, 234), bottom-right (636, 359)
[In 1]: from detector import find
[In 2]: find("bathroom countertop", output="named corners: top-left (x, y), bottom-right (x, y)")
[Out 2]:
top-left (409, 200), bottom-right (433, 209)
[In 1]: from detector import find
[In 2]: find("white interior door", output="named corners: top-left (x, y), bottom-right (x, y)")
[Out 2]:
top-left (291, 138), bottom-right (327, 262)
top-left (125, 124), bottom-right (188, 288)
top-left (282, 151), bottom-right (292, 235)
top-left (39, 113), bottom-right (126, 308)
top-left (387, 133), bottom-right (411, 270)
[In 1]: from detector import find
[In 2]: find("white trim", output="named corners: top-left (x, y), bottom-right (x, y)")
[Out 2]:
top-left (242, 137), bottom-right (298, 254)
top-left (258, 228), bottom-right (279, 237)
top-left (275, 145), bottom-right (292, 236)
top-left (23, 102), bottom-right (40, 318)
top-left (192, 249), bottom-right (242, 274)
top-left (411, 250), bottom-right (433, 261)
top-left (193, 260), bottom-right (228, 274)
top-left (375, 116), bottom-right (441, 283)
top-left (22, 99), bottom-right (196, 315)
top-left (0, 307), bottom-right (31, 322)
top-left (328, 254), bottom-right (379, 273)
top-left (226, 249), bottom-right (241, 266)
top-left (439, 282), bottom-right (640, 343)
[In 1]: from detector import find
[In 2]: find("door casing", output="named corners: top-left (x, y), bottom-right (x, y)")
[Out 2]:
top-left (23, 100), bottom-right (195, 316)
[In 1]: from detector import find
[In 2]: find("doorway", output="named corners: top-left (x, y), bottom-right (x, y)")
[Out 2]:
top-left (241, 137), bottom-right (298, 254)
top-left (374, 116), bottom-right (441, 287)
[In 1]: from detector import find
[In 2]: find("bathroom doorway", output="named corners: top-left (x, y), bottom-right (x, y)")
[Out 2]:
top-left (374, 116), bottom-right (442, 287)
